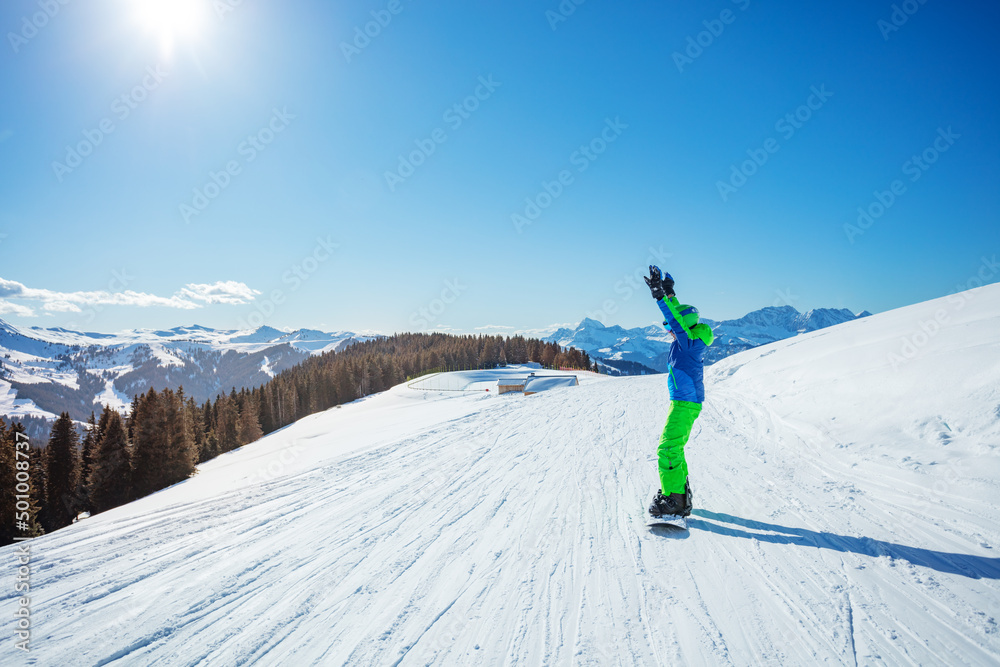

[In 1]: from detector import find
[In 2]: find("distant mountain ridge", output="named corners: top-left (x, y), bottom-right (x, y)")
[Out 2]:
top-left (545, 305), bottom-right (871, 372)
top-left (0, 319), bottom-right (374, 422)
top-left (0, 304), bottom-right (870, 423)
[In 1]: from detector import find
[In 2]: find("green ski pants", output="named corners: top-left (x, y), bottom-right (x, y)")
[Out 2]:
top-left (657, 400), bottom-right (703, 495)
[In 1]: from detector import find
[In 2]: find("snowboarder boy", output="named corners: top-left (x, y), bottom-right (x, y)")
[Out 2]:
top-left (643, 266), bottom-right (714, 519)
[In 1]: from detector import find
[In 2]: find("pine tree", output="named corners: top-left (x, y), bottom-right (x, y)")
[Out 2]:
top-left (131, 389), bottom-right (164, 498)
top-left (258, 387), bottom-right (274, 434)
top-left (26, 437), bottom-right (50, 533)
top-left (475, 339), bottom-right (488, 368)
top-left (10, 422), bottom-right (44, 538)
top-left (44, 412), bottom-right (79, 530)
top-left (280, 382), bottom-right (298, 427)
top-left (237, 394), bottom-right (263, 445)
top-left (88, 408), bottom-right (132, 514)
top-left (161, 388), bottom-right (195, 487)
top-left (541, 344), bottom-right (557, 368)
top-left (204, 430), bottom-right (219, 461)
top-left (382, 358), bottom-right (402, 389)
top-left (215, 392), bottom-right (240, 453)
top-left (96, 405), bottom-right (112, 442)
top-left (188, 397), bottom-right (207, 464)
top-left (76, 412), bottom-right (98, 514)
top-left (200, 400), bottom-right (216, 462)
top-left (334, 362), bottom-right (356, 405)
top-left (529, 340), bottom-right (543, 364)
top-left (127, 394), bottom-right (140, 442)
top-left (364, 356), bottom-right (383, 395)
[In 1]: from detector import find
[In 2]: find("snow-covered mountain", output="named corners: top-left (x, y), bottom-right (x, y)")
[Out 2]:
top-left (704, 305), bottom-right (873, 361)
top-left (3, 284), bottom-right (997, 664)
top-left (0, 319), bottom-right (374, 421)
top-left (546, 305), bottom-right (872, 372)
top-left (0, 303), bottom-right (872, 422)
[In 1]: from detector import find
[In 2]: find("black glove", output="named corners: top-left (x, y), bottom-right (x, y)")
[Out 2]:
top-left (643, 265), bottom-right (665, 300)
top-left (662, 270), bottom-right (675, 297)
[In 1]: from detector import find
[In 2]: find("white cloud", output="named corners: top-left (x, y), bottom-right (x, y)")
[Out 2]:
top-left (0, 299), bottom-right (35, 317)
top-left (515, 322), bottom-right (576, 337)
top-left (0, 277), bottom-right (260, 316)
top-left (177, 281), bottom-right (262, 305)
top-left (42, 300), bottom-right (82, 313)
top-left (475, 324), bottom-right (514, 330)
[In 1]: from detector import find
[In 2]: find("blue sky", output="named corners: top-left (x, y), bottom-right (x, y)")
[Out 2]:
top-left (0, 0), bottom-right (997, 335)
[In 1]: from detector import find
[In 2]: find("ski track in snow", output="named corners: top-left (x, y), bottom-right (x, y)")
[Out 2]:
top-left (4, 288), bottom-right (1000, 666)
top-left (5, 380), bottom-right (998, 666)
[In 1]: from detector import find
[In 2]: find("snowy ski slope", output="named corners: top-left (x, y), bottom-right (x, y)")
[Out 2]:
top-left (2, 285), bottom-right (999, 665)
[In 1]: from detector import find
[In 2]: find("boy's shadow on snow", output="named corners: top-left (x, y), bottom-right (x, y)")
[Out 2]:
top-left (648, 524), bottom-right (690, 540)
top-left (688, 509), bottom-right (1000, 580)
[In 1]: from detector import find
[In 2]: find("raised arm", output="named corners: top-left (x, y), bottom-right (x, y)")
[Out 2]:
top-left (644, 266), bottom-right (692, 341)
top-left (657, 296), bottom-right (693, 341)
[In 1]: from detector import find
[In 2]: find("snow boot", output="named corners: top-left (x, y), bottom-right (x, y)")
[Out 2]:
top-left (681, 480), bottom-right (693, 517)
top-left (649, 489), bottom-right (686, 518)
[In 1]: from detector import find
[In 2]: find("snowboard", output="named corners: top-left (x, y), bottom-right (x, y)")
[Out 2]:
top-left (646, 513), bottom-right (687, 530)
top-left (646, 486), bottom-right (688, 530)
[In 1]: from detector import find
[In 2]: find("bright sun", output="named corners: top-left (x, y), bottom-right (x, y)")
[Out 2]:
top-left (131, 0), bottom-right (208, 55)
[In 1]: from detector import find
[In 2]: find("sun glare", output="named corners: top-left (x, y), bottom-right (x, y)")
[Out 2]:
top-left (131, 0), bottom-right (208, 56)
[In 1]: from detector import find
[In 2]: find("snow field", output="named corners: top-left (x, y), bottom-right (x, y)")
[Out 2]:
top-left (2, 285), bottom-right (999, 665)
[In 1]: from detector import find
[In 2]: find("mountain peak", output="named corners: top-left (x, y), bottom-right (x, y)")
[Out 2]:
top-left (544, 302), bottom-right (871, 373)
top-left (227, 325), bottom-right (286, 344)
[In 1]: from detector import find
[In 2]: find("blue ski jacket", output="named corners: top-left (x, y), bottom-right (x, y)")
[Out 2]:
top-left (656, 296), bottom-right (713, 404)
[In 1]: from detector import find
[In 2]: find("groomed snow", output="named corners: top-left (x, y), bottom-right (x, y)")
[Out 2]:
top-left (407, 365), bottom-right (562, 392)
top-left (523, 375), bottom-right (580, 393)
top-left (2, 285), bottom-right (999, 665)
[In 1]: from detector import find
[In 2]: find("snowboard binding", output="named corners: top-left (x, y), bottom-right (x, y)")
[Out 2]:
top-left (647, 483), bottom-right (692, 530)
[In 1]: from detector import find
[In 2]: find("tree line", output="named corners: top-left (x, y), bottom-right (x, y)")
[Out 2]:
top-left (0, 333), bottom-right (593, 545)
